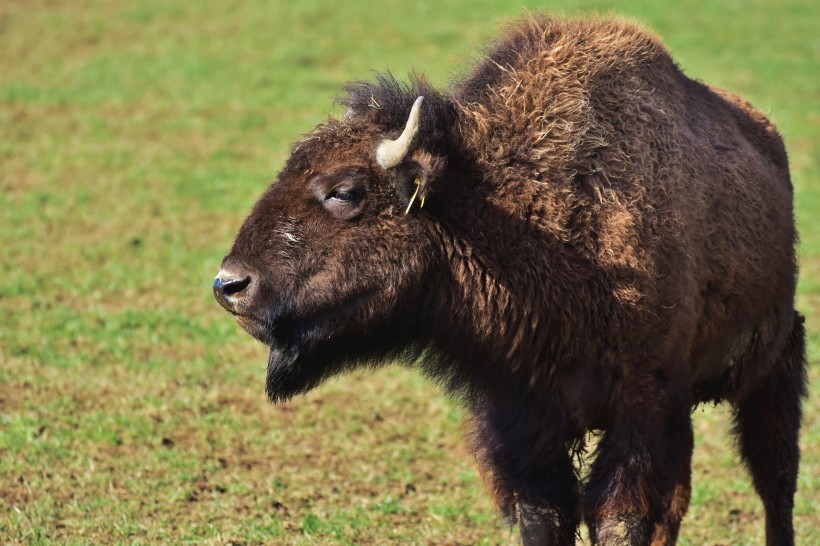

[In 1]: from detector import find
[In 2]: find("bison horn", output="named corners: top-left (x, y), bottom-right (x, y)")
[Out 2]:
top-left (376, 96), bottom-right (424, 169)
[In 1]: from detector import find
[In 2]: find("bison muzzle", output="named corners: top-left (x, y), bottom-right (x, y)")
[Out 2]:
top-left (215, 15), bottom-right (806, 546)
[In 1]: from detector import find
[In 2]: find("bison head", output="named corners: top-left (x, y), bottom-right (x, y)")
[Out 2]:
top-left (214, 78), bottom-right (456, 401)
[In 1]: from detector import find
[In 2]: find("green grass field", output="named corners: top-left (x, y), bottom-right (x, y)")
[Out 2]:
top-left (1, 0), bottom-right (817, 544)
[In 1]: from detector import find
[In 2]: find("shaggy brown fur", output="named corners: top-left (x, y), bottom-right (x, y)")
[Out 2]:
top-left (215, 15), bottom-right (805, 546)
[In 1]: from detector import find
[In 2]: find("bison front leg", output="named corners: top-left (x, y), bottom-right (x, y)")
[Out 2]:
top-left (472, 400), bottom-right (580, 545)
top-left (513, 492), bottom-right (577, 545)
top-left (583, 392), bottom-right (694, 546)
top-left (501, 453), bottom-right (579, 546)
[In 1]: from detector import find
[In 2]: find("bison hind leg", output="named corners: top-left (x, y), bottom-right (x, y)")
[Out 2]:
top-left (733, 311), bottom-right (807, 546)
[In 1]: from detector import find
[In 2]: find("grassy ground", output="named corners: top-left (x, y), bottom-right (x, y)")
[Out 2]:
top-left (1, 0), bottom-right (817, 544)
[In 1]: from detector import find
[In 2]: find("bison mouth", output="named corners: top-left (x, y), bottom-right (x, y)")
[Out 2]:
top-left (233, 289), bottom-right (380, 402)
top-left (233, 313), bottom-right (276, 345)
top-left (272, 289), bottom-right (377, 345)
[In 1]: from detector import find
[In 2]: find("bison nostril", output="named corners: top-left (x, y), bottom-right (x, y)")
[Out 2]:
top-left (221, 275), bottom-right (251, 296)
top-left (213, 274), bottom-right (252, 307)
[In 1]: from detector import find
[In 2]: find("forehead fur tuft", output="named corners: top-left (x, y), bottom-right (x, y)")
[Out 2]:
top-left (338, 73), bottom-right (456, 156)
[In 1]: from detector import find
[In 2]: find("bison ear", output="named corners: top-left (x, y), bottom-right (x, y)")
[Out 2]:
top-left (392, 149), bottom-right (447, 214)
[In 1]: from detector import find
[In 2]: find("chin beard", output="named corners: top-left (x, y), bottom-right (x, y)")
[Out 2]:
top-left (262, 308), bottom-right (418, 403)
top-left (265, 344), bottom-right (347, 403)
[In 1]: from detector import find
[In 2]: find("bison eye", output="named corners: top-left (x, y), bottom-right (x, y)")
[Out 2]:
top-left (310, 173), bottom-right (366, 220)
top-left (320, 183), bottom-right (366, 221)
top-left (327, 188), bottom-right (362, 203)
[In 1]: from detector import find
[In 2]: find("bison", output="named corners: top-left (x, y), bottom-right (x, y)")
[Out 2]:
top-left (214, 15), bottom-right (806, 545)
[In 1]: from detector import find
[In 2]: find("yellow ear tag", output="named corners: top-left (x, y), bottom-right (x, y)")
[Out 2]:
top-left (404, 179), bottom-right (421, 215)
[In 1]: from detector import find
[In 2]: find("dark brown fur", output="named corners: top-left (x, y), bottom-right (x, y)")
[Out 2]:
top-left (215, 15), bottom-right (805, 545)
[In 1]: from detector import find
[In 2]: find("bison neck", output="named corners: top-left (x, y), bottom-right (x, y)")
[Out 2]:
top-left (422, 209), bottom-right (612, 410)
